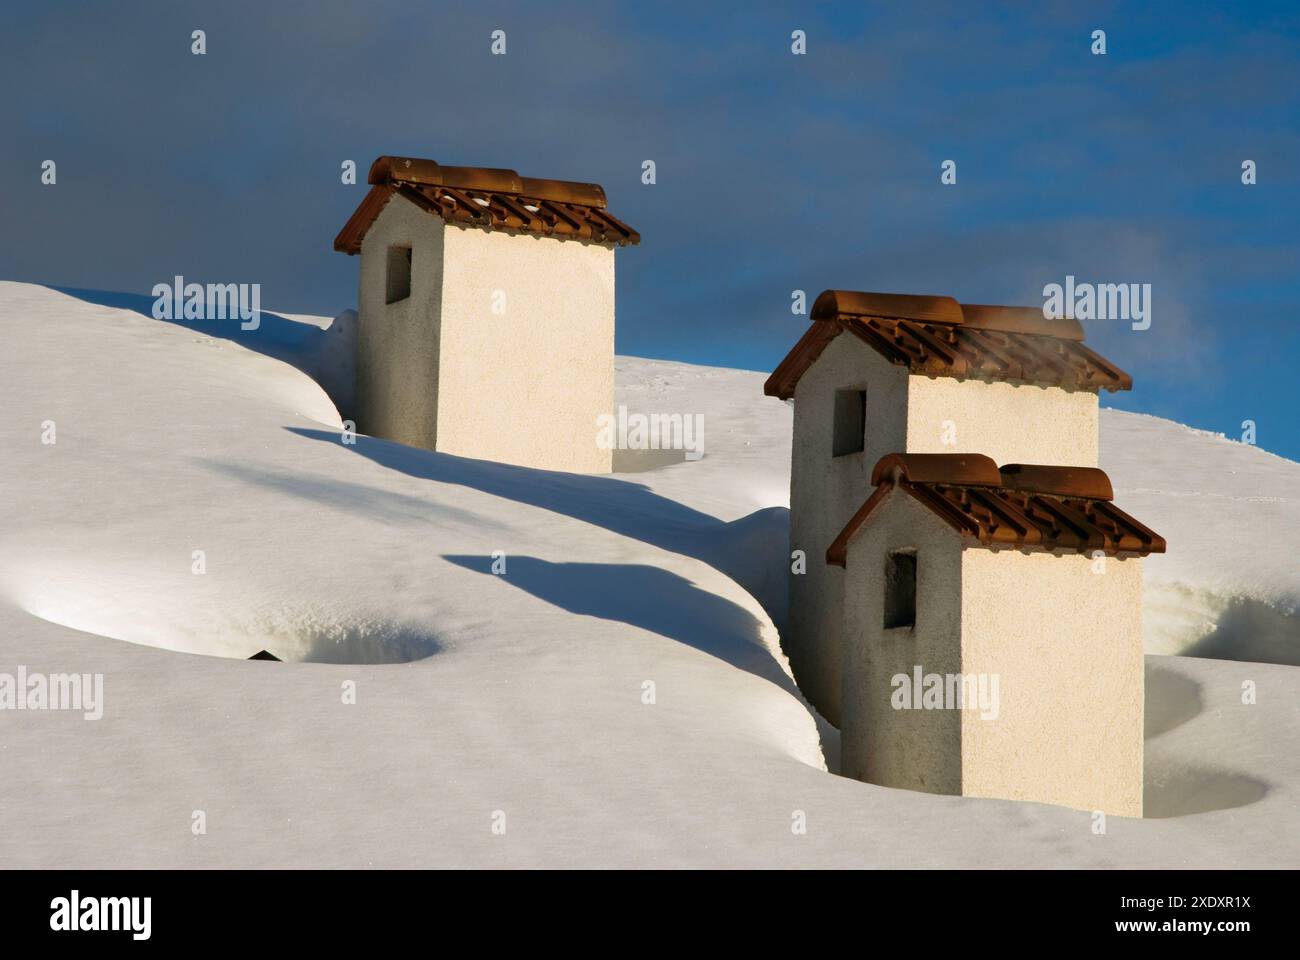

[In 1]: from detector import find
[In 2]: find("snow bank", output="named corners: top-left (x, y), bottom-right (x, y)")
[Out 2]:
top-left (1, 282), bottom-right (1297, 868)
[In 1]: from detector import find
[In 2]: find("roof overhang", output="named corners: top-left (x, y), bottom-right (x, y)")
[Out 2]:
top-left (334, 156), bottom-right (638, 254)
top-left (765, 288), bottom-right (1130, 398)
top-left (826, 453), bottom-right (1164, 566)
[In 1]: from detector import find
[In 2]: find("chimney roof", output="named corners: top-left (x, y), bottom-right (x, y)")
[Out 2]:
top-left (335, 156), bottom-right (639, 254)
top-left (766, 289), bottom-right (1130, 397)
top-left (826, 453), bottom-right (1164, 566)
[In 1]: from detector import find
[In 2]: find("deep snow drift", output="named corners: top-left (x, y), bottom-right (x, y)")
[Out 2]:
top-left (1, 282), bottom-right (1296, 868)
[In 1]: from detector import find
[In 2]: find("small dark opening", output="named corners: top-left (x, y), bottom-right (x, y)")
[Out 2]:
top-left (884, 550), bottom-right (917, 630)
top-left (386, 245), bottom-right (412, 304)
top-left (833, 389), bottom-right (866, 457)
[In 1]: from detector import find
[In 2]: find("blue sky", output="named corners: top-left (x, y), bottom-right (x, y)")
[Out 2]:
top-left (3, 1), bottom-right (1298, 458)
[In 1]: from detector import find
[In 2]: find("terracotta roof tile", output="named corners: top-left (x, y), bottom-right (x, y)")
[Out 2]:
top-left (826, 453), bottom-right (1165, 566)
top-left (334, 156), bottom-right (640, 254)
top-left (765, 289), bottom-right (1131, 397)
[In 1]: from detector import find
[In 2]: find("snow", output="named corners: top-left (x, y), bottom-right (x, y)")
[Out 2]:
top-left (1102, 410), bottom-right (1300, 666)
top-left (1, 281), bottom-right (1297, 868)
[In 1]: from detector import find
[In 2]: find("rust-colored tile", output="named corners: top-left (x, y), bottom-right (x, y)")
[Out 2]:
top-left (827, 454), bottom-right (1165, 566)
top-left (766, 289), bottom-right (1132, 397)
top-left (335, 156), bottom-right (639, 254)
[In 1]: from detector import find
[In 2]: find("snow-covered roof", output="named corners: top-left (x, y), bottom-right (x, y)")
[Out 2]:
top-left (5, 282), bottom-right (1297, 866)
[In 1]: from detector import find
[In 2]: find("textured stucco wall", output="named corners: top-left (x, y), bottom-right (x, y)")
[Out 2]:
top-left (785, 345), bottom-right (1103, 725)
top-left (960, 548), bottom-right (1145, 817)
top-left (356, 195), bottom-right (445, 449)
top-left (841, 489), bottom-right (964, 792)
top-left (788, 338), bottom-right (1132, 813)
top-left (435, 226), bottom-right (615, 473)
top-left (354, 196), bottom-right (616, 473)
top-left (787, 334), bottom-right (909, 725)
top-left (840, 496), bottom-right (1145, 817)
top-left (905, 375), bottom-right (1100, 467)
